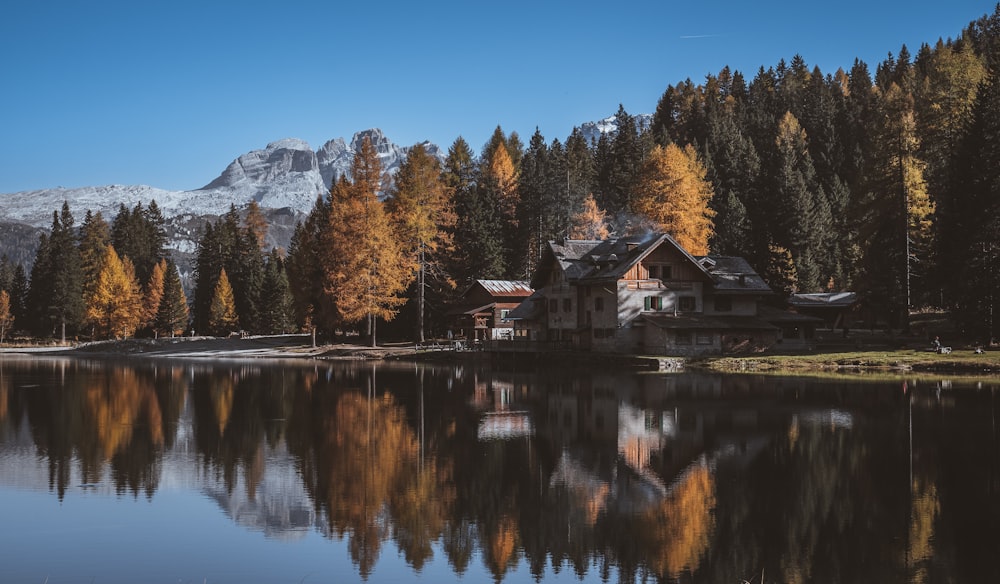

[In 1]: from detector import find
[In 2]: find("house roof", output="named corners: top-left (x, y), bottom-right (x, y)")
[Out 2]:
top-left (469, 279), bottom-right (534, 298)
top-left (534, 233), bottom-right (771, 294)
top-left (507, 290), bottom-right (544, 320)
top-left (757, 305), bottom-right (825, 323)
top-left (788, 292), bottom-right (858, 308)
top-left (695, 256), bottom-right (772, 294)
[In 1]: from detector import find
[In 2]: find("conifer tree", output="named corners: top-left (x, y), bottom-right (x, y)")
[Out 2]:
top-left (209, 268), bottom-right (239, 336)
top-left (79, 210), bottom-right (111, 310)
top-left (321, 136), bottom-right (413, 346)
top-left (46, 203), bottom-right (84, 341)
top-left (0, 290), bottom-right (13, 343)
top-left (286, 195), bottom-right (335, 336)
top-left (143, 259), bottom-right (167, 333)
top-left (633, 143), bottom-right (716, 255)
top-left (260, 250), bottom-right (295, 334)
top-left (155, 260), bottom-right (189, 338)
top-left (10, 264), bottom-right (28, 328)
top-left (85, 245), bottom-right (143, 339)
top-left (568, 194), bottom-right (610, 240)
top-left (244, 200), bottom-right (269, 250)
top-left (388, 143), bottom-right (456, 342)
top-left (447, 137), bottom-right (505, 284)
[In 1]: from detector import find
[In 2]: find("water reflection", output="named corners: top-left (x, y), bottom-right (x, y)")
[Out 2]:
top-left (1, 357), bottom-right (999, 583)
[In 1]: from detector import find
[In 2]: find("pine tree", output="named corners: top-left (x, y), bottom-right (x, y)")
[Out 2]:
top-left (286, 195), bottom-right (335, 336)
top-left (85, 245), bottom-right (143, 339)
top-left (633, 143), bottom-right (716, 255)
top-left (209, 268), bottom-right (239, 336)
top-left (47, 203), bottom-right (84, 341)
top-left (447, 137), bottom-right (505, 284)
top-left (155, 260), bottom-right (189, 338)
top-left (260, 250), bottom-right (295, 335)
top-left (10, 264), bottom-right (28, 328)
top-left (79, 210), bottom-right (111, 312)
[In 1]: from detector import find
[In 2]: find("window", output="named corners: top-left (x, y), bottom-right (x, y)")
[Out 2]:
top-left (648, 265), bottom-right (658, 279)
top-left (676, 330), bottom-right (692, 345)
top-left (713, 296), bottom-right (732, 312)
top-left (549, 299), bottom-right (558, 312)
top-left (696, 332), bottom-right (713, 345)
top-left (662, 265), bottom-right (673, 280)
top-left (563, 298), bottom-right (572, 312)
top-left (678, 296), bottom-right (696, 312)
top-left (644, 296), bottom-right (663, 311)
top-left (500, 309), bottom-right (511, 322)
top-left (594, 297), bottom-right (604, 311)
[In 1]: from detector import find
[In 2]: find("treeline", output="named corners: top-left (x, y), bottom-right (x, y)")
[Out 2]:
top-left (2, 6), bottom-right (999, 343)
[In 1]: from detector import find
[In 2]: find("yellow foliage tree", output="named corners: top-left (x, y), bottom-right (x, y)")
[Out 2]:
top-left (568, 193), bottom-right (611, 240)
top-left (85, 245), bottom-right (143, 339)
top-left (209, 268), bottom-right (239, 335)
top-left (487, 143), bottom-right (519, 225)
top-left (322, 136), bottom-right (413, 346)
top-left (633, 143), bottom-right (716, 255)
top-left (0, 289), bottom-right (13, 343)
top-left (143, 259), bottom-right (167, 331)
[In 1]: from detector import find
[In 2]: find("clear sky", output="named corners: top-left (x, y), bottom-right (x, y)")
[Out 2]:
top-left (1, 0), bottom-right (995, 193)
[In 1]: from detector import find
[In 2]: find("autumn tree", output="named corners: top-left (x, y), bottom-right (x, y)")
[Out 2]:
top-left (85, 245), bottom-right (143, 339)
top-left (243, 200), bottom-right (269, 250)
top-left (321, 136), bottom-right (413, 346)
top-left (568, 194), bottom-right (610, 240)
top-left (633, 143), bottom-right (716, 255)
top-left (208, 268), bottom-right (239, 336)
top-left (142, 259), bottom-right (167, 334)
top-left (0, 290), bottom-right (13, 343)
top-left (388, 143), bottom-right (456, 342)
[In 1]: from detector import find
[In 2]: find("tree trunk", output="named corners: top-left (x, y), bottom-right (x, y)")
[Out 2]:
top-left (418, 244), bottom-right (425, 343)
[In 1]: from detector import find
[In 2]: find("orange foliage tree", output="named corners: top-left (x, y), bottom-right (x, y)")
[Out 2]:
top-left (84, 245), bottom-right (143, 339)
top-left (633, 143), bottom-right (716, 255)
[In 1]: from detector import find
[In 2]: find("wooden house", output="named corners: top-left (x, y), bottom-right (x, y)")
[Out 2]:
top-left (450, 279), bottom-right (534, 341)
top-left (512, 233), bottom-right (817, 355)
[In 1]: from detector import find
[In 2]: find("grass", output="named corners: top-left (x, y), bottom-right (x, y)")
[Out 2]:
top-left (692, 348), bottom-right (1000, 375)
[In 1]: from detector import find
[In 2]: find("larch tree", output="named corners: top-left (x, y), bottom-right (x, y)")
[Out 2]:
top-left (568, 194), bottom-right (611, 240)
top-left (322, 136), bottom-right (413, 346)
top-left (85, 245), bottom-right (143, 339)
top-left (244, 200), bottom-right (269, 250)
top-left (208, 268), bottom-right (239, 336)
top-left (143, 259), bottom-right (167, 334)
top-left (388, 143), bottom-right (456, 342)
top-left (633, 143), bottom-right (716, 255)
top-left (0, 290), bottom-right (13, 343)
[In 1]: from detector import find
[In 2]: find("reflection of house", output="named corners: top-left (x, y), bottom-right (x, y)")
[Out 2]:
top-left (516, 233), bottom-right (816, 355)
top-left (450, 279), bottom-right (534, 341)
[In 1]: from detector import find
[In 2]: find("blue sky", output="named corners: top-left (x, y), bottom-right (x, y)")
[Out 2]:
top-left (0, 0), bottom-right (995, 193)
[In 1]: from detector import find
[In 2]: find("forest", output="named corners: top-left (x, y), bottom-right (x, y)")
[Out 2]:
top-left (1, 6), bottom-right (999, 344)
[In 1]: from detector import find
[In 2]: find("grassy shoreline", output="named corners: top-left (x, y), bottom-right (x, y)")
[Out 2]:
top-left (690, 349), bottom-right (1000, 375)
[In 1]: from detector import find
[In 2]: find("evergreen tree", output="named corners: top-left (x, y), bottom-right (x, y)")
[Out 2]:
top-left (447, 136), bottom-right (505, 284)
top-left (209, 268), bottom-right (239, 336)
top-left (260, 250), bottom-right (295, 335)
top-left (79, 210), bottom-right (111, 310)
top-left (10, 264), bottom-right (28, 329)
top-left (47, 203), bottom-right (84, 341)
top-left (286, 195), bottom-right (336, 336)
top-left (155, 260), bottom-right (189, 338)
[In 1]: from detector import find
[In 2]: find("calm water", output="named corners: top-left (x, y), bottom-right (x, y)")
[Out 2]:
top-left (1, 356), bottom-right (998, 584)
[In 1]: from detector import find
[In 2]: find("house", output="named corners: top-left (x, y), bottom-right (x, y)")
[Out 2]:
top-left (513, 233), bottom-right (817, 355)
top-left (450, 279), bottom-right (534, 341)
top-left (787, 291), bottom-right (858, 330)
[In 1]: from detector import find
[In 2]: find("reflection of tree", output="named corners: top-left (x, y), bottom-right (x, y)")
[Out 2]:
top-left (906, 477), bottom-right (939, 583)
top-left (636, 461), bottom-right (716, 579)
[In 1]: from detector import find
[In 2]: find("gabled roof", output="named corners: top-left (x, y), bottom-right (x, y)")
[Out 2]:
top-left (465, 279), bottom-right (533, 298)
top-left (507, 290), bottom-right (544, 320)
top-left (788, 292), bottom-right (858, 308)
top-left (534, 233), bottom-right (716, 287)
top-left (532, 233), bottom-right (772, 294)
top-left (695, 256), bottom-right (772, 294)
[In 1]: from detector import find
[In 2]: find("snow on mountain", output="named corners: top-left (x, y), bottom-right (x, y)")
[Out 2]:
top-left (579, 113), bottom-right (653, 145)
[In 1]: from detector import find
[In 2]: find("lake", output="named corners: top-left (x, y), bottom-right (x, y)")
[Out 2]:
top-left (1, 356), bottom-right (998, 583)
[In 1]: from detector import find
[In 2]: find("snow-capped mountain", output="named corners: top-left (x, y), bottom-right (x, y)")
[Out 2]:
top-left (0, 115), bottom-right (637, 269)
top-left (579, 113), bottom-right (653, 145)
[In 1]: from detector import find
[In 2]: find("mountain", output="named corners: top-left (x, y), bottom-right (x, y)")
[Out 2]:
top-left (579, 113), bottom-right (653, 145)
top-left (0, 115), bottom-right (635, 273)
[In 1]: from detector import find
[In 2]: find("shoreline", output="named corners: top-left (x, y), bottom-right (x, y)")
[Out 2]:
top-left (2, 336), bottom-right (999, 376)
